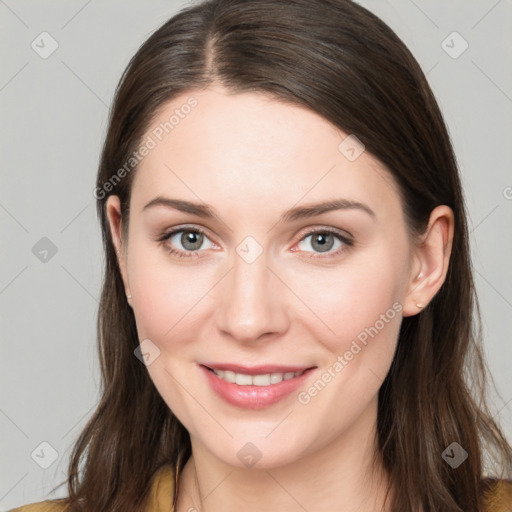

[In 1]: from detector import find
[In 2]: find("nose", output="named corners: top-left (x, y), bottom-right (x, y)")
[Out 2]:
top-left (216, 248), bottom-right (289, 344)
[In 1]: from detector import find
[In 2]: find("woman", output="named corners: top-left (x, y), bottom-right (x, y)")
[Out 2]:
top-left (11, 0), bottom-right (512, 510)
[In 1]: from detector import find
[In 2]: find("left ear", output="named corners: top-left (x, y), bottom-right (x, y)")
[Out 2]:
top-left (402, 205), bottom-right (455, 317)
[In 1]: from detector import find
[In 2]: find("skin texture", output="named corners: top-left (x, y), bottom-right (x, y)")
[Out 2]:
top-left (106, 85), bottom-right (454, 512)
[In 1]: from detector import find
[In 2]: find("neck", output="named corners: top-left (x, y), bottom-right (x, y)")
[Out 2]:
top-left (175, 397), bottom-right (392, 512)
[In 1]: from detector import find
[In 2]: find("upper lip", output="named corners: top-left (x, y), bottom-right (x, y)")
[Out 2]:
top-left (200, 363), bottom-right (316, 375)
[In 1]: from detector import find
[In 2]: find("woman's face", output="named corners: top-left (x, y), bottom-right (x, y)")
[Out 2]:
top-left (107, 85), bottom-right (423, 469)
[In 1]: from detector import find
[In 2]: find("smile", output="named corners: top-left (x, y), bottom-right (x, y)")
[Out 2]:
top-left (209, 368), bottom-right (306, 386)
top-left (200, 364), bottom-right (316, 409)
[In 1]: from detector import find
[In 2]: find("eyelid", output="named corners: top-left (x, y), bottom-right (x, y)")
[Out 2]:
top-left (295, 225), bottom-right (354, 243)
top-left (157, 224), bottom-right (213, 240)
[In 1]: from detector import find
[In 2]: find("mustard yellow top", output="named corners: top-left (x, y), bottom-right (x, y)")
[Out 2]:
top-left (8, 465), bottom-right (512, 512)
top-left (8, 465), bottom-right (175, 512)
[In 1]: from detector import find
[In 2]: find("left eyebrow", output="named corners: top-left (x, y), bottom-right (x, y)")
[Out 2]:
top-left (278, 198), bottom-right (376, 223)
top-left (141, 196), bottom-right (376, 222)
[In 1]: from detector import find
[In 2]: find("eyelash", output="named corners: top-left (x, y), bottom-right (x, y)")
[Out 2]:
top-left (156, 226), bottom-right (354, 260)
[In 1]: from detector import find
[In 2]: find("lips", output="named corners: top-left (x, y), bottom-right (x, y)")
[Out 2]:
top-left (201, 362), bottom-right (314, 375)
top-left (199, 363), bottom-right (317, 409)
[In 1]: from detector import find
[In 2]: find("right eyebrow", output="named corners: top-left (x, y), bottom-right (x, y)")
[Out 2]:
top-left (142, 196), bottom-right (215, 217)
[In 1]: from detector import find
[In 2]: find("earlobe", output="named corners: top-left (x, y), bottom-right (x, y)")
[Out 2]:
top-left (402, 205), bottom-right (454, 317)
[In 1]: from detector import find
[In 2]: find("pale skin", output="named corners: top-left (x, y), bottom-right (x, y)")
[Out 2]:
top-left (106, 85), bottom-right (454, 512)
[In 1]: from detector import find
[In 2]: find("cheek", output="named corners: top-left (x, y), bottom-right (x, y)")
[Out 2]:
top-left (293, 266), bottom-right (403, 434)
top-left (291, 251), bottom-right (406, 353)
top-left (125, 243), bottom-right (215, 429)
top-left (289, 246), bottom-right (407, 416)
top-left (126, 241), bottom-right (212, 344)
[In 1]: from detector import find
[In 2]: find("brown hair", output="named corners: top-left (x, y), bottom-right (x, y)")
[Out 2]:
top-left (50, 0), bottom-right (511, 510)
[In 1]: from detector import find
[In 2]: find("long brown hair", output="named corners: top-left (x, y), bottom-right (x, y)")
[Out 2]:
top-left (50, 0), bottom-right (512, 510)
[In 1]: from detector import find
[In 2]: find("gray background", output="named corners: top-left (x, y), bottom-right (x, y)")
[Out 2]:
top-left (1, 0), bottom-right (511, 509)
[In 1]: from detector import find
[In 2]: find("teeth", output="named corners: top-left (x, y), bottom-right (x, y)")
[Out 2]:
top-left (212, 369), bottom-right (304, 386)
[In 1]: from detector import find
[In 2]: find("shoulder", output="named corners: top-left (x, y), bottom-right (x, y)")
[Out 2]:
top-left (146, 464), bottom-right (175, 511)
top-left (7, 499), bottom-right (70, 512)
top-left (482, 478), bottom-right (512, 512)
top-left (8, 465), bottom-right (175, 512)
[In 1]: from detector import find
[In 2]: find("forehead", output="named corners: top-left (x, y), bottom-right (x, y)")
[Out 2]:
top-left (130, 86), bottom-right (402, 223)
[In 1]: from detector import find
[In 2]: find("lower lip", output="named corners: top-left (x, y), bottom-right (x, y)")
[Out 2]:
top-left (200, 365), bottom-right (316, 409)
